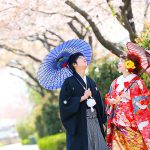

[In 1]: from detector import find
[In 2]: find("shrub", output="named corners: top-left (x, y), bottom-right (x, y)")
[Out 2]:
top-left (89, 60), bottom-right (120, 100)
top-left (21, 139), bottom-right (30, 145)
top-left (17, 121), bottom-right (35, 140)
top-left (135, 22), bottom-right (150, 50)
top-left (35, 103), bottom-right (64, 138)
top-left (38, 132), bottom-right (66, 150)
top-left (141, 73), bottom-right (150, 90)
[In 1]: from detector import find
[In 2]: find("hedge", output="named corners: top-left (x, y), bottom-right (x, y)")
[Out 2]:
top-left (38, 132), bottom-right (66, 150)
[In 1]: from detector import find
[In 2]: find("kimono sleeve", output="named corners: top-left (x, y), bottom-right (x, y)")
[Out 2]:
top-left (131, 78), bottom-right (150, 113)
top-left (59, 79), bottom-right (81, 135)
top-left (105, 81), bottom-right (116, 116)
top-left (131, 78), bottom-right (150, 147)
top-left (96, 90), bottom-right (107, 124)
top-left (90, 79), bottom-right (107, 124)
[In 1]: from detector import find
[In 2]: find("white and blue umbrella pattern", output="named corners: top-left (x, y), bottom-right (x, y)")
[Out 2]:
top-left (37, 39), bottom-right (92, 90)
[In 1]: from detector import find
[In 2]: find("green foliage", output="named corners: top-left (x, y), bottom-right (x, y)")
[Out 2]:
top-left (38, 132), bottom-right (66, 150)
top-left (135, 22), bottom-right (150, 91)
top-left (21, 139), bottom-right (30, 145)
top-left (109, 5), bottom-right (116, 17)
top-left (17, 121), bottom-right (35, 140)
top-left (0, 142), bottom-right (4, 147)
top-left (42, 104), bottom-right (63, 135)
top-left (19, 131), bottom-right (38, 145)
top-left (35, 115), bottom-right (45, 138)
top-left (89, 60), bottom-right (120, 100)
top-left (35, 102), bottom-right (64, 138)
top-left (29, 88), bottom-right (43, 104)
top-left (141, 73), bottom-right (150, 110)
top-left (135, 23), bottom-right (150, 50)
top-left (141, 73), bottom-right (150, 90)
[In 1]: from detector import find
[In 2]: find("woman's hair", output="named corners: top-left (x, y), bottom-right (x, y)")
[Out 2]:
top-left (68, 52), bottom-right (84, 73)
top-left (120, 54), bottom-right (142, 74)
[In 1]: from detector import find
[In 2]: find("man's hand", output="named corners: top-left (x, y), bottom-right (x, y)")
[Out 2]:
top-left (103, 124), bottom-right (106, 132)
top-left (80, 88), bottom-right (92, 102)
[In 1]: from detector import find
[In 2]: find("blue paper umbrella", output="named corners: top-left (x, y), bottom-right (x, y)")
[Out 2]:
top-left (37, 39), bottom-right (92, 90)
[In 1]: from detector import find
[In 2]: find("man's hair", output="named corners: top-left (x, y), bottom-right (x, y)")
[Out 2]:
top-left (68, 52), bottom-right (84, 73)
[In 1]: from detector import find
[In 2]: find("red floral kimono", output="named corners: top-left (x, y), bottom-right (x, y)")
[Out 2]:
top-left (105, 74), bottom-right (150, 150)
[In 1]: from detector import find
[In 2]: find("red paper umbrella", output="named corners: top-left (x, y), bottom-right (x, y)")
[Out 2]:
top-left (126, 42), bottom-right (150, 74)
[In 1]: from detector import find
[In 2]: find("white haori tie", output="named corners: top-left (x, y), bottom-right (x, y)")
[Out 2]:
top-left (87, 98), bottom-right (96, 112)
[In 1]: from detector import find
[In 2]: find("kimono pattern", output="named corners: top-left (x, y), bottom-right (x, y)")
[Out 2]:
top-left (105, 74), bottom-right (150, 150)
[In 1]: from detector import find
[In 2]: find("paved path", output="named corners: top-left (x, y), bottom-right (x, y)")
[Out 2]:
top-left (0, 143), bottom-right (39, 150)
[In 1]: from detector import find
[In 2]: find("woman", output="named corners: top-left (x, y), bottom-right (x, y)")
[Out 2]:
top-left (105, 53), bottom-right (150, 150)
top-left (59, 52), bottom-right (108, 150)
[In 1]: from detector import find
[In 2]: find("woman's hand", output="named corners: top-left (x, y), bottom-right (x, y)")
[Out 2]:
top-left (107, 97), bottom-right (120, 105)
top-left (120, 92), bottom-right (130, 100)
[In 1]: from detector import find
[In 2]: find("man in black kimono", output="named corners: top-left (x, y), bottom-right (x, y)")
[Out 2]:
top-left (59, 52), bottom-right (108, 150)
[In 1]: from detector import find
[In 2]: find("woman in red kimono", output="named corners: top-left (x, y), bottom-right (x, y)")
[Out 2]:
top-left (105, 53), bottom-right (150, 150)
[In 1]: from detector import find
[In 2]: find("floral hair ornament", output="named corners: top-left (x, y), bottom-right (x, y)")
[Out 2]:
top-left (125, 60), bottom-right (136, 72)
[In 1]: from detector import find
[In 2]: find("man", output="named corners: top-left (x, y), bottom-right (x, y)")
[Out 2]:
top-left (59, 52), bottom-right (108, 150)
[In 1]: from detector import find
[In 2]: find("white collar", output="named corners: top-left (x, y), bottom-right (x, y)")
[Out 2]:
top-left (77, 73), bottom-right (87, 84)
top-left (116, 74), bottom-right (136, 92)
top-left (83, 76), bottom-right (87, 84)
top-left (117, 74), bottom-right (137, 84)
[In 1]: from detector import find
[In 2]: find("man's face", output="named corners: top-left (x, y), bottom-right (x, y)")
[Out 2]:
top-left (76, 55), bottom-right (87, 66)
top-left (73, 55), bottom-right (87, 69)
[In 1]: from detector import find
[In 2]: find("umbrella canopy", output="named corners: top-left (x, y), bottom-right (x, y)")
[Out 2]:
top-left (126, 42), bottom-right (150, 74)
top-left (37, 39), bottom-right (92, 90)
top-left (125, 42), bottom-right (150, 92)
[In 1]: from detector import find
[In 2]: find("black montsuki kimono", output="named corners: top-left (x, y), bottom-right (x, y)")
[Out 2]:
top-left (59, 72), bottom-right (107, 150)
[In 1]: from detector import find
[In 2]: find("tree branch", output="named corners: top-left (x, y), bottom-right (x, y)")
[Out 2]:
top-left (7, 62), bottom-right (58, 99)
top-left (64, 15), bottom-right (86, 28)
top-left (10, 72), bottom-right (45, 96)
top-left (26, 30), bottom-right (64, 51)
top-left (0, 6), bottom-right (16, 13)
top-left (107, 0), bottom-right (137, 42)
top-left (88, 34), bottom-right (92, 47)
top-left (8, 62), bottom-right (38, 84)
top-left (7, 63), bottom-right (45, 97)
top-left (30, 9), bottom-right (58, 15)
top-left (144, 1), bottom-right (150, 20)
top-left (26, 34), bottom-right (52, 51)
top-left (68, 21), bottom-right (85, 39)
top-left (46, 30), bottom-right (64, 42)
top-left (0, 44), bottom-right (41, 63)
top-left (65, 0), bottom-right (123, 57)
top-left (64, 15), bottom-right (90, 37)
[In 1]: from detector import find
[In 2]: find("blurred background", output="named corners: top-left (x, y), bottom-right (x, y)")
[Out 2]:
top-left (0, 0), bottom-right (149, 150)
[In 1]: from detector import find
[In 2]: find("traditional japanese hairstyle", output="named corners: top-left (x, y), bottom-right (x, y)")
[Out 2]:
top-left (121, 53), bottom-right (142, 74)
top-left (68, 52), bottom-right (84, 74)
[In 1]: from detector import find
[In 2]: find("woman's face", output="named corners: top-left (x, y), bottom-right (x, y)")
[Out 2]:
top-left (118, 58), bottom-right (127, 73)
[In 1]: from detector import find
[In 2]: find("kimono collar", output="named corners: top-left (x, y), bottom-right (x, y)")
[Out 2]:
top-left (73, 72), bottom-right (87, 89)
top-left (116, 74), bottom-right (137, 92)
top-left (117, 74), bottom-right (137, 84)
top-left (83, 75), bottom-right (87, 84)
